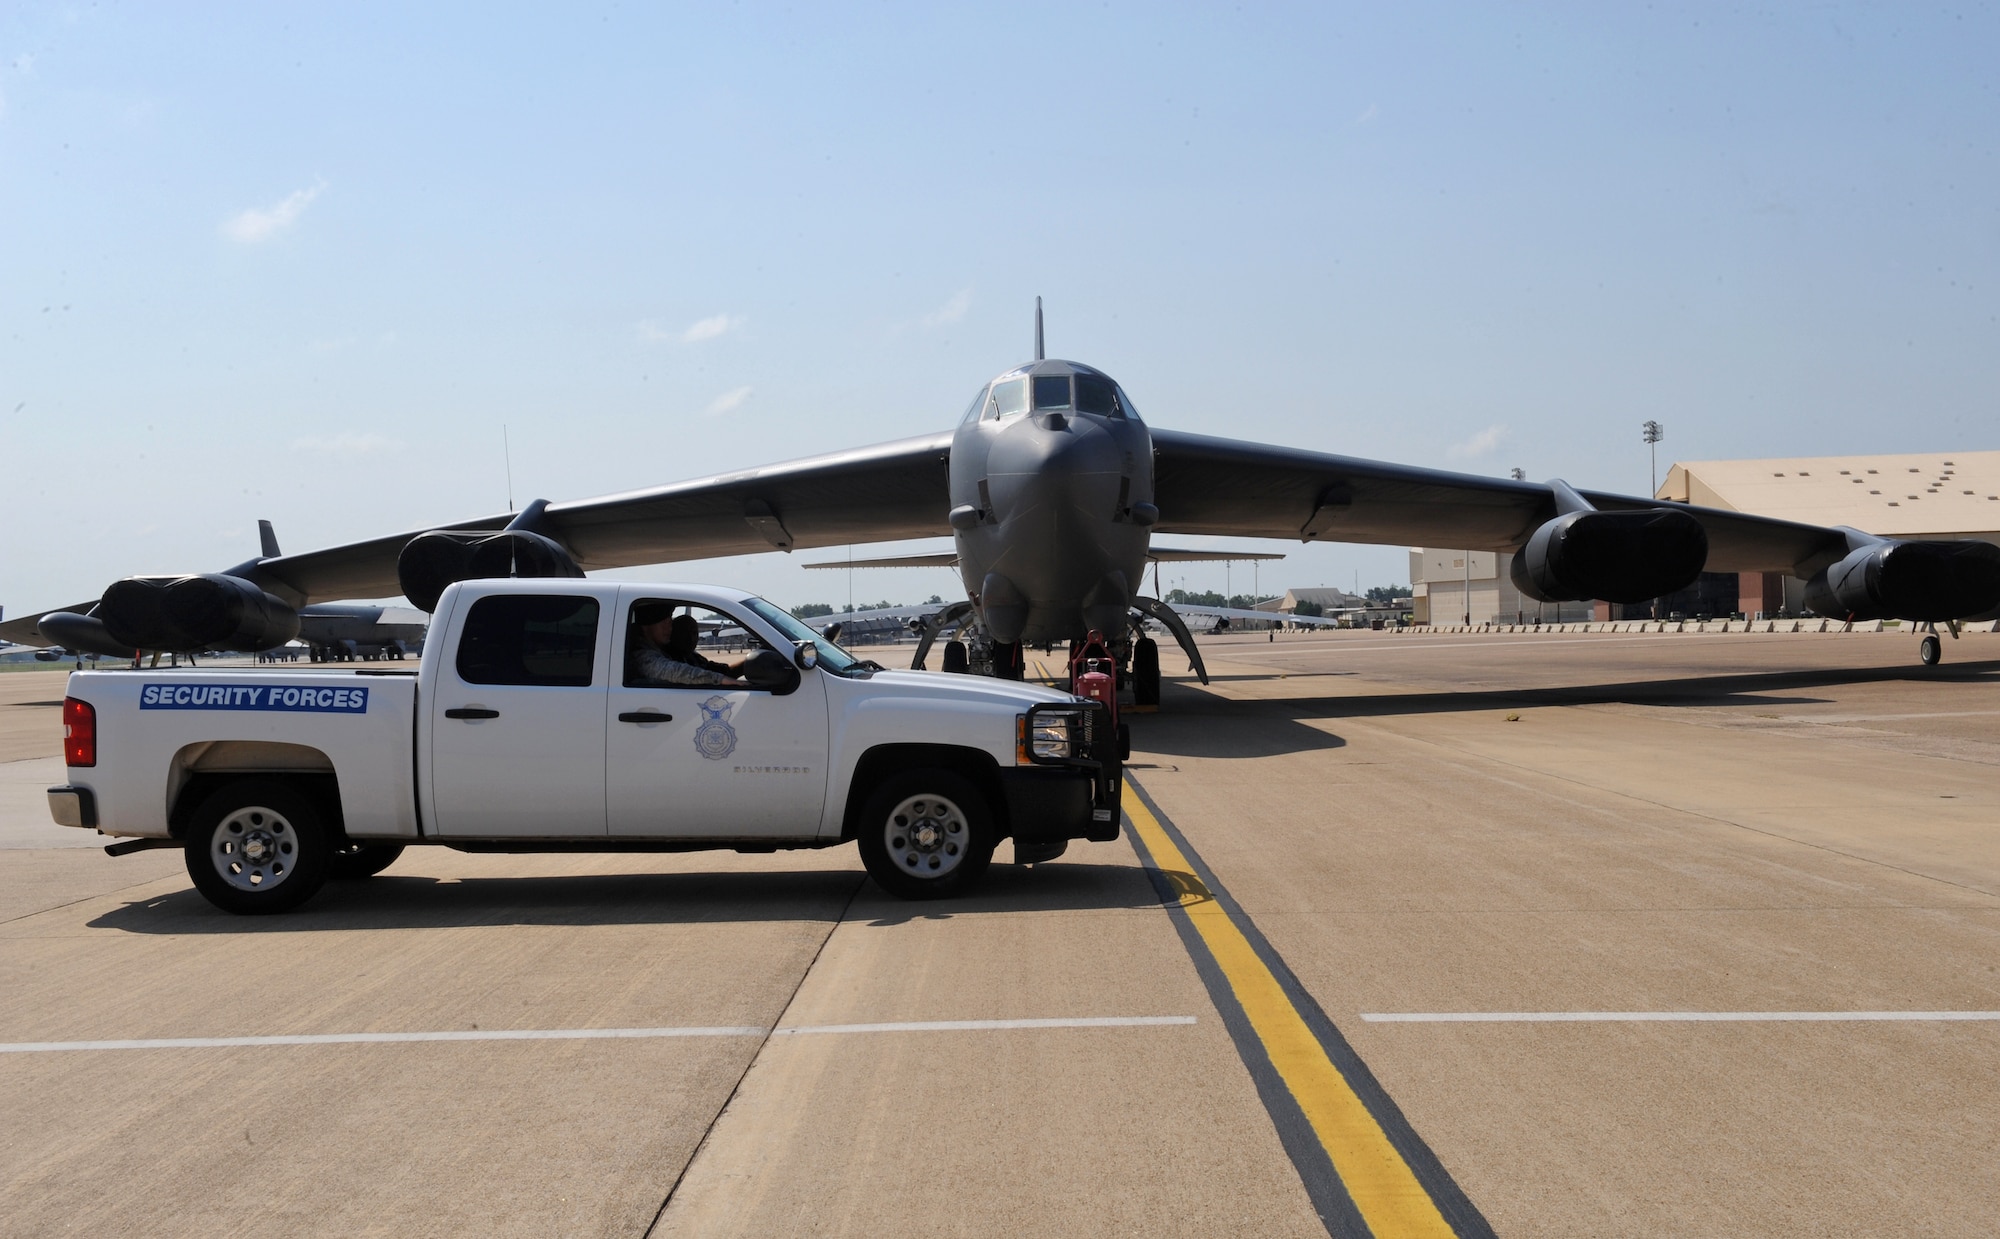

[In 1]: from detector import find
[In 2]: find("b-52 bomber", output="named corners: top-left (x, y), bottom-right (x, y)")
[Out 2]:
top-left (7, 302), bottom-right (1998, 694)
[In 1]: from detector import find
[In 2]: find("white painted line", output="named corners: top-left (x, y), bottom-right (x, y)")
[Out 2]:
top-left (1361, 1011), bottom-right (2000, 1023)
top-left (0, 1016), bottom-right (1198, 1054)
top-left (771, 1016), bottom-right (1198, 1035)
top-left (0, 1027), bottom-right (766, 1053)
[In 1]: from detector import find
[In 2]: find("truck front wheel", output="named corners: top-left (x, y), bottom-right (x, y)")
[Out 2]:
top-left (856, 768), bottom-right (995, 899)
top-left (183, 779), bottom-right (332, 915)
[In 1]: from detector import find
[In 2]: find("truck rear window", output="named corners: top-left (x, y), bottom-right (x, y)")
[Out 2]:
top-left (456, 595), bottom-right (599, 687)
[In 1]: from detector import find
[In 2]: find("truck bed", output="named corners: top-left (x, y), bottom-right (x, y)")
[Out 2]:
top-left (63, 668), bottom-right (422, 841)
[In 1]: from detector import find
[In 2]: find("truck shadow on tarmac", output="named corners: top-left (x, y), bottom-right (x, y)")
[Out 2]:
top-left (86, 857), bottom-right (1201, 934)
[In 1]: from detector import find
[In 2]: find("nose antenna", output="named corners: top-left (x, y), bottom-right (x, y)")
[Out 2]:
top-left (1034, 296), bottom-right (1045, 362)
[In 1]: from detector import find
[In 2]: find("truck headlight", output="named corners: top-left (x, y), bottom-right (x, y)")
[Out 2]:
top-left (1032, 713), bottom-right (1077, 758)
top-left (1018, 705), bottom-right (1094, 763)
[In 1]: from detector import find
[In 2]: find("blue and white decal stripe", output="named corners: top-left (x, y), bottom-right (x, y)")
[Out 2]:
top-left (139, 684), bottom-right (369, 713)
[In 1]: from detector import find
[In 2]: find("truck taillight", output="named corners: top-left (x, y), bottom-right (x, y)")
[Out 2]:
top-left (63, 697), bottom-right (96, 767)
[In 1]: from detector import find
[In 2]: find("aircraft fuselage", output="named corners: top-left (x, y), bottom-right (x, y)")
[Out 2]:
top-left (947, 359), bottom-right (1157, 645)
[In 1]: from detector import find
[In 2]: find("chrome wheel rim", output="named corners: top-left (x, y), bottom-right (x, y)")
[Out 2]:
top-left (884, 794), bottom-right (969, 878)
top-left (211, 806), bottom-right (297, 892)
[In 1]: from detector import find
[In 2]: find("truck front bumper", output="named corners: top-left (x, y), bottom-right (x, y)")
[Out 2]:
top-left (999, 740), bottom-right (1122, 845)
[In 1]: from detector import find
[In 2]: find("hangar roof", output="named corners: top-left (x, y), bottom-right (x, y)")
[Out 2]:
top-left (1657, 451), bottom-right (2000, 540)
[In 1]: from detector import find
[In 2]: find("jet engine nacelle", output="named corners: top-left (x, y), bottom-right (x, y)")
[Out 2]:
top-left (1802, 539), bottom-right (2000, 622)
top-left (1509, 509), bottom-right (1709, 604)
top-left (398, 528), bottom-right (585, 612)
top-left (98, 574), bottom-right (301, 652)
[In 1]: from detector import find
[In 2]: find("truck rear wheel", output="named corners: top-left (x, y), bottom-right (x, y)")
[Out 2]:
top-left (329, 842), bottom-right (404, 880)
top-left (856, 768), bottom-right (995, 899)
top-left (183, 779), bottom-right (332, 915)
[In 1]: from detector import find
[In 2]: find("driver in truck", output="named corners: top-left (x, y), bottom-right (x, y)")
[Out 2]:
top-left (629, 603), bottom-right (747, 687)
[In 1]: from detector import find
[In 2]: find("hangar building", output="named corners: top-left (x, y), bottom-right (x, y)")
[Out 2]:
top-left (1412, 451), bottom-right (2000, 625)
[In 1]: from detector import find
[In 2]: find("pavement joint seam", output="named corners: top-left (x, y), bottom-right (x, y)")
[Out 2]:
top-left (643, 873), bottom-right (866, 1236)
top-left (0, 870), bottom-right (191, 929)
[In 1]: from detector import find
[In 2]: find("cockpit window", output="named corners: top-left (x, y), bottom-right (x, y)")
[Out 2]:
top-left (1032, 375), bottom-right (1072, 411)
top-left (961, 385), bottom-right (988, 424)
top-left (1075, 374), bottom-right (1119, 417)
top-left (990, 377), bottom-right (1028, 418)
top-left (1115, 385), bottom-right (1143, 421)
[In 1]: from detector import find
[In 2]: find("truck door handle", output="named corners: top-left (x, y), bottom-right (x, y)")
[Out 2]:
top-left (618, 711), bottom-right (673, 723)
top-left (445, 707), bottom-right (500, 720)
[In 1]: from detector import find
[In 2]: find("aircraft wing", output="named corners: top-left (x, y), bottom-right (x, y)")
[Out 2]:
top-left (803, 551), bottom-right (959, 570)
top-left (796, 603), bottom-right (947, 629)
top-left (1149, 429), bottom-right (1851, 576)
top-left (249, 432), bottom-right (956, 605)
top-left (0, 602), bottom-right (94, 647)
top-left (1164, 603), bottom-right (1353, 628)
top-left (800, 544), bottom-right (1283, 571)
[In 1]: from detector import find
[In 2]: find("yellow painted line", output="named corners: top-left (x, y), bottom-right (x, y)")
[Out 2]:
top-left (1127, 796), bottom-right (1456, 1238)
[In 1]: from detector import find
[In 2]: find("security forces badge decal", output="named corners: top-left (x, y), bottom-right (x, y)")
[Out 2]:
top-left (694, 695), bottom-right (739, 760)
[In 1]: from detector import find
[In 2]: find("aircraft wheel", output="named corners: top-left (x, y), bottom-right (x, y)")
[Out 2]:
top-left (942, 640), bottom-right (969, 674)
top-left (992, 641), bottom-right (1023, 680)
top-left (856, 768), bottom-right (995, 899)
top-left (183, 779), bottom-right (331, 915)
top-left (1132, 637), bottom-right (1161, 706)
top-left (1920, 633), bottom-right (1942, 666)
top-left (328, 842), bottom-right (404, 880)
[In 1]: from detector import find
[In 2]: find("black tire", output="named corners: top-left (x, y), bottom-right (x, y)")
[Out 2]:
top-left (992, 641), bottom-right (1023, 680)
top-left (942, 640), bottom-right (969, 674)
top-left (182, 778), bottom-right (332, 915)
top-left (328, 842), bottom-right (404, 881)
top-left (1920, 633), bottom-right (1942, 666)
top-left (855, 768), bottom-right (996, 900)
top-left (1132, 637), bottom-right (1161, 706)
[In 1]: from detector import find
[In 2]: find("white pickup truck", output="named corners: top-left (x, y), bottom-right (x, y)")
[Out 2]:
top-left (47, 580), bottom-right (1121, 913)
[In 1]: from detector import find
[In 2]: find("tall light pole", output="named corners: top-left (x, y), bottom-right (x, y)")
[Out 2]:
top-left (1641, 420), bottom-right (1664, 496)
top-left (1641, 420), bottom-right (1666, 621)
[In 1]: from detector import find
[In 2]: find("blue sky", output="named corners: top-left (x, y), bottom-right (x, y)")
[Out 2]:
top-left (4, 3), bottom-right (1996, 613)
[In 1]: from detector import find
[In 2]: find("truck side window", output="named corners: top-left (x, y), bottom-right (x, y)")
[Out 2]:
top-left (456, 595), bottom-right (599, 687)
top-left (624, 600), bottom-right (767, 688)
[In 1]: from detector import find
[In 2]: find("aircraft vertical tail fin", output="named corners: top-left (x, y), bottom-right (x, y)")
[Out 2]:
top-left (1035, 296), bottom-right (1044, 361)
top-left (258, 520), bottom-right (282, 559)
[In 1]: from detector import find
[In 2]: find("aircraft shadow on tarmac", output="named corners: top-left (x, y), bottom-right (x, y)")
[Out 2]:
top-left (1128, 705), bottom-right (1349, 759)
top-left (85, 858), bottom-right (1207, 935)
top-left (1160, 658), bottom-right (2000, 725)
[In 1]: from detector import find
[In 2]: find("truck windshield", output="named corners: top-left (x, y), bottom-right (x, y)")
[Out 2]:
top-left (741, 598), bottom-right (870, 676)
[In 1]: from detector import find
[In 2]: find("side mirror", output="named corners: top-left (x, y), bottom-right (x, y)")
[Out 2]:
top-left (794, 640), bottom-right (818, 670)
top-left (738, 648), bottom-right (802, 696)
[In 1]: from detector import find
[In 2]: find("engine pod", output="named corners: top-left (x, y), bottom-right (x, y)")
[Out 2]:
top-left (464, 530), bottom-right (586, 583)
top-left (1513, 509), bottom-right (1708, 604)
top-left (98, 576), bottom-right (186, 650)
top-left (100, 574), bottom-right (299, 651)
top-left (1805, 539), bottom-right (2000, 621)
top-left (397, 531), bottom-right (484, 613)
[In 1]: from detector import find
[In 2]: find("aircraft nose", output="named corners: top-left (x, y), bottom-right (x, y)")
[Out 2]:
top-left (986, 412), bottom-right (1117, 482)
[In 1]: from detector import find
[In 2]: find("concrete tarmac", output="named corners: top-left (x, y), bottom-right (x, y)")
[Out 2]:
top-left (1, 629), bottom-right (1996, 1236)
